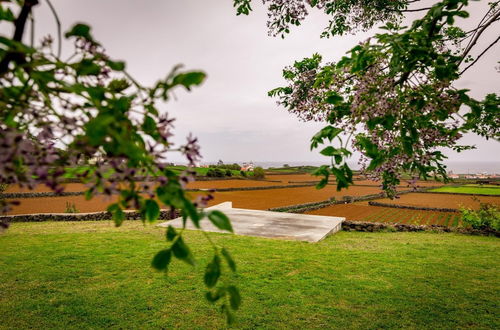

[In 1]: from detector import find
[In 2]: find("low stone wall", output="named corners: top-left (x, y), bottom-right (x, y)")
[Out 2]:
top-left (368, 201), bottom-right (458, 213)
top-left (0, 191), bottom-right (85, 199)
top-left (0, 210), bottom-right (179, 223)
top-left (342, 220), bottom-right (499, 237)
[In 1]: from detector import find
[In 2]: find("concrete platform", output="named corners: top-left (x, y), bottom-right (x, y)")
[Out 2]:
top-left (158, 202), bottom-right (344, 242)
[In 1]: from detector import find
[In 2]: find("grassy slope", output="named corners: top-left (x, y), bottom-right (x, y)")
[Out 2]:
top-left (430, 186), bottom-right (500, 195)
top-left (1, 222), bottom-right (499, 329)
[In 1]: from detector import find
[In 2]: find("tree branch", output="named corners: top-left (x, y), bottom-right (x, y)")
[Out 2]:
top-left (460, 35), bottom-right (500, 75)
top-left (0, 0), bottom-right (40, 76)
top-left (459, 10), bottom-right (500, 65)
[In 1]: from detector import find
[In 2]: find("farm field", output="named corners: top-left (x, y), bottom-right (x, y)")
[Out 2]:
top-left (264, 174), bottom-right (319, 183)
top-left (1, 221), bottom-right (498, 329)
top-left (205, 185), bottom-right (383, 210)
top-left (306, 204), bottom-right (461, 227)
top-left (352, 179), bottom-right (444, 187)
top-left (263, 174), bottom-right (445, 188)
top-left (185, 179), bottom-right (287, 189)
top-left (368, 192), bottom-right (500, 209)
top-left (5, 182), bottom-right (94, 193)
top-left (430, 186), bottom-right (500, 195)
top-left (5, 185), bottom-right (381, 215)
top-left (4, 179), bottom-right (292, 195)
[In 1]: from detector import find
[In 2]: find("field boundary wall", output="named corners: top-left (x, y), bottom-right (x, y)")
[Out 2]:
top-left (368, 201), bottom-right (459, 213)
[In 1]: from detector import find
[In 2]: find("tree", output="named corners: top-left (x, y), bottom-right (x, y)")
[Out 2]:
top-left (252, 167), bottom-right (266, 179)
top-left (235, 0), bottom-right (499, 197)
top-left (0, 0), bottom-right (239, 321)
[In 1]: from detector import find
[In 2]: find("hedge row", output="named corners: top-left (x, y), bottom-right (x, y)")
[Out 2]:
top-left (368, 201), bottom-right (458, 213)
top-left (0, 209), bottom-right (180, 223)
top-left (342, 220), bottom-right (499, 237)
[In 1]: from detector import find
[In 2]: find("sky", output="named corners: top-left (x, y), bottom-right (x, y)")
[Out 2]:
top-left (15, 1), bottom-right (500, 166)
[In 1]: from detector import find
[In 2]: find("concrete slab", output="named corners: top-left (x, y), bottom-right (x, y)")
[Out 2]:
top-left (158, 202), bottom-right (344, 242)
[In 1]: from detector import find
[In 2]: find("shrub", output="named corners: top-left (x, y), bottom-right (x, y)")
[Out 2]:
top-left (214, 168), bottom-right (225, 177)
top-left (252, 167), bottom-right (265, 179)
top-left (206, 169), bottom-right (216, 177)
top-left (225, 169), bottom-right (232, 177)
top-left (460, 203), bottom-right (500, 231)
top-left (240, 171), bottom-right (247, 177)
top-left (65, 202), bottom-right (79, 213)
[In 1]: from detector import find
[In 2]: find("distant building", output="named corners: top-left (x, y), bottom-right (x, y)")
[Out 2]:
top-left (240, 161), bottom-right (255, 172)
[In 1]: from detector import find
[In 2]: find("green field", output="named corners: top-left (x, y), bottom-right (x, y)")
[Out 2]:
top-left (1, 222), bottom-right (498, 329)
top-left (430, 185), bottom-right (500, 195)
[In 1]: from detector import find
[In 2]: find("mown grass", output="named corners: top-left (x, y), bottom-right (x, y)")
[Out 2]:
top-left (430, 186), bottom-right (500, 195)
top-left (1, 221), bottom-right (499, 329)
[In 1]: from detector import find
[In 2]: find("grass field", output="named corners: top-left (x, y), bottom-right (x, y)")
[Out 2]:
top-left (430, 186), bottom-right (500, 195)
top-left (1, 222), bottom-right (499, 329)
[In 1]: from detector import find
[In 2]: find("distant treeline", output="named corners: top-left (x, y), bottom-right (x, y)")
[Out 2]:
top-left (208, 164), bottom-right (241, 170)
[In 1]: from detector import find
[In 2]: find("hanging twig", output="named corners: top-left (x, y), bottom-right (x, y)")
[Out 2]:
top-left (45, 0), bottom-right (62, 58)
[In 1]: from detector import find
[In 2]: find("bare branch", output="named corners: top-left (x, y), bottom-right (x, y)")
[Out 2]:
top-left (460, 35), bottom-right (500, 75)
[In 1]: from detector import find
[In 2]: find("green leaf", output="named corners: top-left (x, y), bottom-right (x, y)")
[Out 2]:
top-left (108, 79), bottom-right (130, 93)
top-left (172, 237), bottom-right (195, 266)
top-left (325, 92), bottom-right (343, 105)
top-left (208, 210), bottom-right (233, 232)
top-left (107, 203), bottom-right (125, 226)
top-left (107, 60), bottom-right (125, 71)
top-left (65, 23), bottom-right (93, 41)
top-left (182, 200), bottom-right (201, 227)
top-left (172, 71), bottom-right (206, 90)
top-left (166, 225), bottom-right (177, 241)
top-left (0, 7), bottom-right (15, 22)
top-left (204, 255), bottom-right (221, 288)
top-left (142, 199), bottom-right (160, 222)
top-left (227, 285), bottom-right (241, 310)
top-left (73, 59), bottom-right (101, 76)
top-left (320, 146), bottom-right (340, 157)
top-left (221, 248), bottom-right (236, 272)
top-left (142, 116), bottom-right (157, 135)
top-left (151, 249), bottom-right (171, 271)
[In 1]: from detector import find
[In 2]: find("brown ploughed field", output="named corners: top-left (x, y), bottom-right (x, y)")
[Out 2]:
top-left (264, 174), bottom-right (319, 183)
top-left (6, 195), bottom-right (122, 215)
top-left (6, 185), bottom-right (382, 215)
top-left (365, 192), bottom-right (500, 209)
top-left (5, 183), bottom-right (93, 193)
top-left (186, 179), bottom-right (287, 189)
top-left (306, 203), bottom-right (461, 226)
top-left (205, 185), bottom-right (382, 210)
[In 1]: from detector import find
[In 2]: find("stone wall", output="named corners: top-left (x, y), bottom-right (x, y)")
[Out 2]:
top-left (368, 201), bottom-right (458, 213)
top-left (0, 210), bottom-right (179, 223)
top-left (342, 220), bottom-right (499, 237)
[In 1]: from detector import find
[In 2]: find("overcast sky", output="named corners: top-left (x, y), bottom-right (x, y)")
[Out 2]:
top-left (24, 1), bottom-right (500, 166)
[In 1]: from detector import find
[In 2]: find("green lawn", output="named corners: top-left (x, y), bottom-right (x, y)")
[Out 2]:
top-left (430, 185), bottom-right (500, 195)
top-left (1, 222), bottom-right (499, 329)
